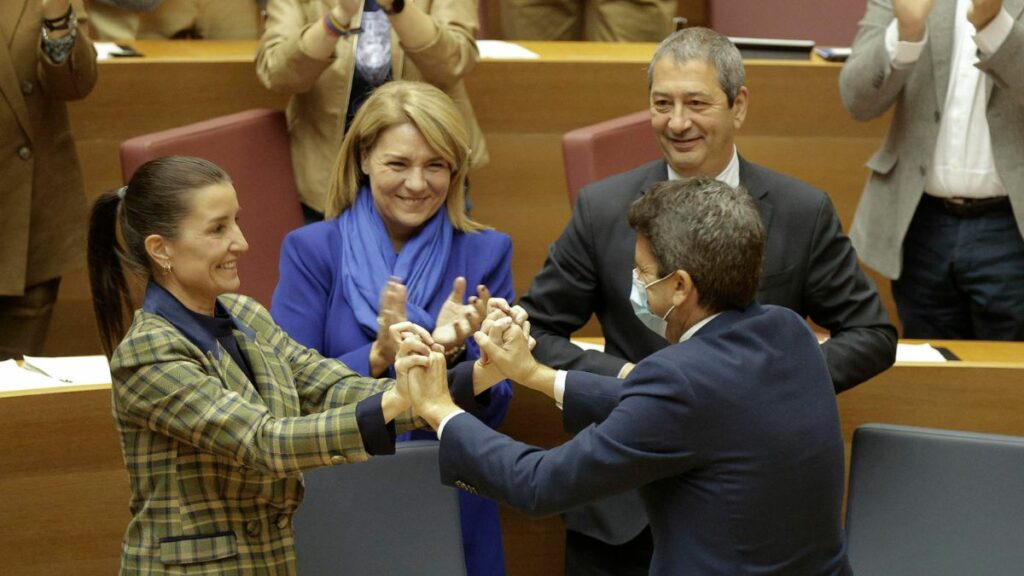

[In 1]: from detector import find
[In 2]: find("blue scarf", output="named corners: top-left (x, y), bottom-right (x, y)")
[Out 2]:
top-left (337, 187), bottom-right (453, 339)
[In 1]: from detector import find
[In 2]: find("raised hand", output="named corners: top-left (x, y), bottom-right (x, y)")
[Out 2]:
top-left (892, 0), bottom-right (936, 42)
top-left (433, 277), bottom-right (490, 353)
top-left (369, 280), bottom-right (408, 377)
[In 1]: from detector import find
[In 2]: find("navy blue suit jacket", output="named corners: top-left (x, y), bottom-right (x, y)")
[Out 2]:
top-left (441, 304), bottom-right (852, 576)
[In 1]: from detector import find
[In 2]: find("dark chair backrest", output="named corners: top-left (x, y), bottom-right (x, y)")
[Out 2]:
top-left (561, 110), bottom-right (661, 208)
top-left (119, 108), bottom-right (304, 309)
top-left (845, 423), bottom-right (1024, 576)
top-left (293, 440), bottom-right (467, 575)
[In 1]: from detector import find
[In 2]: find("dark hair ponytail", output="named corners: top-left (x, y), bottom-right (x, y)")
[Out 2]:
top-left (87, 156), bottom-right (230, 356)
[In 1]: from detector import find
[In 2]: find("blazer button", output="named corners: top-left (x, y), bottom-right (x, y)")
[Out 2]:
top-left (933, 109), bottom-right (941, 122)
top-left (330, 454), bottom-right (346, 465)
top-left (919, 164), bottom-right (927, 176)
top-left (17, 146), bottom-right (32, 160)
top-left (21, 80), bottom-right (33, 95)
top-left (245, 519), bottom-right (260, 536)
top-left (276, 514), bottom-right (290, 529)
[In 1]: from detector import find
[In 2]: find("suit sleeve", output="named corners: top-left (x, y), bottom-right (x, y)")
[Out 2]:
top-left (561, 370), bottom-right (624, 433)
top-left (803, 194), bottom-right (897, 392)
top-left (438, 355), bottom-right (699, 516)
top-left (519, 189), bottom-right (631, 377)
top-left (36, 0), bottom-right (97, 101)
top-left (271, 230), bottom-right (332, 355)
top-left (977, 12), bottom-right (1024, 106)
top-left (838, 0), bottom-right (916, 121)
top-left (110, 321), bottom-right (394, 477)
top-left (400, 0), bottom-right (479, 90)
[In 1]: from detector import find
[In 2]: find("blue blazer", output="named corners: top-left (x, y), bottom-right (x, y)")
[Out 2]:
top-left (440, 304), bottom-right (852, 576)
top-left (270, 219), bottom-right (515, 576)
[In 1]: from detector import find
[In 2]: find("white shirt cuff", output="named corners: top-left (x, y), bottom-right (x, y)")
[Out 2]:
top-left (886, 19), bottom-right (927, 68)
top-left (554, 370), bottom-right (567, 410)
top-left (436, 409), bottom-right (466, 439)
top-left (975, 8), bottom-right (1014, 55)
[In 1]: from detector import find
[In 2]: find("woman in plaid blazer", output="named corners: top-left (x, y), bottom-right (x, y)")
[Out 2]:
top-left (87, 156), bottom-right (489, 574)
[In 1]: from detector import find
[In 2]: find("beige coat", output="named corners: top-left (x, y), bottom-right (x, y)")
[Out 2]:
top-left (256, 0), bottom-right (487, 213)
top-left (0, 0), bottom-right (97, 296)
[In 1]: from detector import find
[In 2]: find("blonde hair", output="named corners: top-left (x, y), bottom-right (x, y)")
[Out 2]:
top-left (324, 81), bottom-right (485, 233)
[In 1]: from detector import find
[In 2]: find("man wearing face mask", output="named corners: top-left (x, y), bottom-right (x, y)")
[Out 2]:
top-left (407, 177), bottom-right (853, 576)
top-left (518, 26), bottom-right (896, 575)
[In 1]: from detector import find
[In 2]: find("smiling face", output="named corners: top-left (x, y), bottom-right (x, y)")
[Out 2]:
top-left (152, 182), bottom-right (248, 315)
top-left (361, 122), bottom-right (452, 250)
top-left (649, 56), bottom-right (748, 178)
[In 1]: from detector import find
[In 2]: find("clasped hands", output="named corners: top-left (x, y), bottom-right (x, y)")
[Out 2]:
top-left (391, 299), bottom-right (540, 430)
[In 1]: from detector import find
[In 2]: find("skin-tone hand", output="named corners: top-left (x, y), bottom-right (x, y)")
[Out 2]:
top-left (473, 319), bottom-right (556, 397)
top-left (407, 352), bottom-right (458, 430)
top-left (968, 0), bottom-right (1003, 30)
top-left (369, 280), bottom-right (408, 377)
top-left (432, 278), bottom-right (490, 353)
top-left (892, 0), bottom-right (936, 42)
top-left (380, 321), bottom-right (438, 421)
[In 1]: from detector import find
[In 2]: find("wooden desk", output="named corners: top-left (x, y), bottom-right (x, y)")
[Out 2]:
top-left (4, 341), bottom-right (1020, 576)
top-left (53, 41), bottom-right (893, 356)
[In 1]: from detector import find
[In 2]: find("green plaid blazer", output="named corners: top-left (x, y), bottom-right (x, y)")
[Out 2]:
top-left (110, 291), bottom-right (419, 575)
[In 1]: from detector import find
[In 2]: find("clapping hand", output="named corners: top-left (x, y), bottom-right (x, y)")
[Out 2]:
top-left (432, 277), bottom-right (490, 354)
top-left (369, 279), bottom-right (408, 377)
top-left (892, 0), bottom-right (935, 41)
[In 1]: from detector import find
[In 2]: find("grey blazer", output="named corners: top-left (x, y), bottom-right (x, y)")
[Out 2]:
top-left (839, 0), bottom-right (1024, 279)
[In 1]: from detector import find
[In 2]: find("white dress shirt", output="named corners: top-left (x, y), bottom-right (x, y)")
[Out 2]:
top-left (886, 3), bottom-right (1013, 199)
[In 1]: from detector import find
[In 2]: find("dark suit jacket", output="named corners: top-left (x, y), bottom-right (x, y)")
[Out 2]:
top-left (518, 157), bottom-right (896, 543)
top-left (441, 304), bottom-right (852, 576)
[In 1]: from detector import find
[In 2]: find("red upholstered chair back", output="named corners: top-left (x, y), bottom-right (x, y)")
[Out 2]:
top-left (119, 108), bottom-right (304, 309)
top-left (561, 110), bottom-right (662, 208)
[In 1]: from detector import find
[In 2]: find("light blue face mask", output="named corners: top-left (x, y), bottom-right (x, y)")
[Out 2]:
top-left (629, 268), bottom-right (676, 339)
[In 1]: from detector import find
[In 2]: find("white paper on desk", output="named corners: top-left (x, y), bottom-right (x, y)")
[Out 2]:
top-left (22, 355), bottom-right (113, 385)
top-left (0, 359), bottom-right (68, 392)
top-left (476, 40), bottom-right (540, 60)
top-left (94, 41), bottom-right (136, 60)
top-left (570, 339), bottom-right (605, 353)
top-left (896, 343), bottom-right (948, 363)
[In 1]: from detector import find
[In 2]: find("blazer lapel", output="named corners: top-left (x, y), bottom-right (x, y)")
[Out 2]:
top-left (928, 0), bottom-right (955, 109)
top-left (0, 1), bottom-right (33, 141)
top-left (738, 157), bottom-right (774, 232)
top-left (235, 333), bottom-right (297, 417)
top-left (206, 348), bottom-right (264, 406)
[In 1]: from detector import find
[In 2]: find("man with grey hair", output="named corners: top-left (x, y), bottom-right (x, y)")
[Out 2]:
top-left (518, 26), bottom-right (895, 575)
top-left (407, 177), bottom-right (853, 576)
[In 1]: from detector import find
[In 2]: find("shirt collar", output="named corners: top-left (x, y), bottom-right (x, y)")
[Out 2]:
top-left (667, 146), bottom-right (741, 188)
top-left (142, 281), bottom-right (256, 359)
top-left (677, 312), bottom-right (722, 343)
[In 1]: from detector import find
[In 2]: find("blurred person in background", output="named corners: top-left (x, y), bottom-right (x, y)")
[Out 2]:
top-left (256, 0), bottom-right (487, 222)
top-left (0, 0), bottom-right (97, 360)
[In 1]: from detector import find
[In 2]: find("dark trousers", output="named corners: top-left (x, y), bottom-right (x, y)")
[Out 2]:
top-left (0, 277), bottom-right (62, 360)
top-left (893, 195), bottom-right (1024, 340)
top-left (565, 527), bottom-right (653, 576)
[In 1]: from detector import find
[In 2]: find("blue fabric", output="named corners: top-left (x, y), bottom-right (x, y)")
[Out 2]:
top-left (893, 197), bottom-right (1024, 340)
top-left (336, 187), bottom-right (453, 339)
top-left (271, 217), bottom-right (515, 576)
